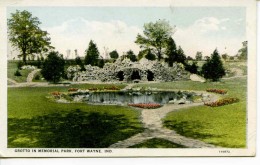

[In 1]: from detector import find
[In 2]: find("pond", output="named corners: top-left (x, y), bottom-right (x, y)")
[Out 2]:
top-left (86, 90), bottom-right (196, 105)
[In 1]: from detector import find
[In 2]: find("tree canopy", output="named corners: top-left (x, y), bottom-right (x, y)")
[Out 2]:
top-left (109, 50), bottom-right (119, 59)
top-left (126, 50), bottom-right (137, 62)
top-left (84, 40), bottom-right (100, 66)
top-left (135, 19), bottom-right (174, 61)
top-left (8, 10), bottom-right (53, 63)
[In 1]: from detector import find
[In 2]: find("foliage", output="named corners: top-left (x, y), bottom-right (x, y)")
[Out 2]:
top-left (17, 61), bottom-right (24, 70)
top-left (84, 40), bottom-right (100, 66)
top-left (14, 70), bottom-right (22, 76)
top-left (195, 51), bottom-right (203, 61)
top-left (75, 56), bottom-right (85, 71)
top-left (135, 19), bottom-right (174, 61)
top-left (34, 74), bottom-right (41, 80)
top-left (98, 58), bottom-right (105, 68)
top-left (238, 41), bottom-right (247, 60)
top-left (7, 10), bottom-right (53, 64)
top-left (165, 37), bottom-right (178, 67)
top-left (185, 61), bottom-right (198, 74)
top-left (126, 50), bottom-right (137, 62)
top-left (145, 49), bottom-right (156, 61)
top-left (109, 50), bottom-right (119, 59)
top-left (41, 51), bottom-right (65, 83)
top-left (176, 46), bottom-right (186, 64)
top-left (201, 49), bottom-right (225, 81)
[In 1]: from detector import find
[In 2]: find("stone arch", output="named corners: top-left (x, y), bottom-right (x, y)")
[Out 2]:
top-left (147, 70), bottom-right (154, 81)
top-left (117, 71), bottom-right (124, 81)
top-left (131, 70), bottom-right (141, 80)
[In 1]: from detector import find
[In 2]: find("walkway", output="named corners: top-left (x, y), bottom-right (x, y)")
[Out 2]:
top-left (109, 88), bottom-right (220, 148)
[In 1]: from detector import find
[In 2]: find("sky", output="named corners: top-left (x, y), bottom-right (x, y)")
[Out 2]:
top-left (7, 7), bottom-right (246, 59)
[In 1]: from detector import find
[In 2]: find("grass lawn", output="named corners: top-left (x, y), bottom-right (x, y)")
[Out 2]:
top-left (135, 77), bottom-right (247, 148)
top-left (8, 83), bottom-right (143, 148)
top-left (129, 138), bottom-right (186, 148)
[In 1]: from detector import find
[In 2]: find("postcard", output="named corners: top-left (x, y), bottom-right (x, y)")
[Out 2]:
top-left (0, 0), bottom-right (257, 157)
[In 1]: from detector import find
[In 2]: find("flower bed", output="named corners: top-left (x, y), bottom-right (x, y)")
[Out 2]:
top-left (50, 91), bottom-right (62, 98)
top-left (204, 97), bottom-right (239, 107)
top-left (128, 103), bottom-right (162, 109)
top-left (104, 86), bottom-right (120, 91)
top-left (206, 89), bottom-right (227, 94)
top-left (68, 88), bottom-right (79, 92)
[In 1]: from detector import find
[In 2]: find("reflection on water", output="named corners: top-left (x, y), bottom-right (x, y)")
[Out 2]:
top-left (88, 91), bottom-right (194, 105)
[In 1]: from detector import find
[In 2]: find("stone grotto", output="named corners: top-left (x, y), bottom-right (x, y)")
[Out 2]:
top-left (67, 58), bottom-right (190, 82)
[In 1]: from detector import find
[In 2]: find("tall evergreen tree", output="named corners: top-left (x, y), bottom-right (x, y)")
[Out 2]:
top-left (165, 37), bottom-right (178, 67)
top-left (201, 49), bottom-right (225, 81)
top-left (84, 40), bottom-right (99, 66)
top-left (176, 46), bottom-right (186, 64)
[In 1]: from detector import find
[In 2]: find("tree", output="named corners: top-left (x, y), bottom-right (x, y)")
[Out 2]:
top-left (135, 19), bottom-right (175, 61)
top-left (165, 37), bottom-right (178, 67)
top-left (126, 50), bottom-right (137, 62)
top-left (75, 56), bottom-right (85, 71)
top-left (8, 10), bottom-right (53, 64)
top-left (109, 50), bottom-right (119, 59)
top-left (238, 41), bottom-right (247, 60)
top-left (176, 46), bottom-right (186, 64)
top-left (221, 53), bottom-right (228, 61)
top-left (201, 49), bottom-right (225, 81)
top-left (185, 61), bottom-right (198, 74)
top-left (98, 58), bottom-right (105, 68)
top-left (84, 40), bottom-right (100, 66)
top-left (195, 51), bottom-right (203, 61)
top-left (145, 49), bottom-right (156, 61)
top-left (41, 51), bottom-right (65, 83)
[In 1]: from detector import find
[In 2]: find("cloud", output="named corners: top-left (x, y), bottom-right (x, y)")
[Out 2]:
top-left (173, 17), bottom-right (244, 57)
top-left (43, 18), bottom-right (142, 58)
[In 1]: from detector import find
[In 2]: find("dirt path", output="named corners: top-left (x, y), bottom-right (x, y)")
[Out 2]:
top-left (109, 89), bottom-right (220, 148)
top-left (7, 78), bottom-right (18, 85)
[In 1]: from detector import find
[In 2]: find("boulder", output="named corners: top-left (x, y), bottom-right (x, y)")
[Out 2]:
top-left (190, 74), bottom-right (206, 83)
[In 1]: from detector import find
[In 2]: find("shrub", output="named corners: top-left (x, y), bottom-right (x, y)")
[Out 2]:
top-left (14, 70), bottom-right (22, 76)
top-left (17, 61), bottom-right (24, 70)
top-left (34, 74), bottom-right (41, 80)
top-left (41, 51), bottom-right (65, 83)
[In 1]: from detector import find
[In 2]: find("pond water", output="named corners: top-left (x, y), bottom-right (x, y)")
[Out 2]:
top-left (87, 91), bottom-right (195, 105)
